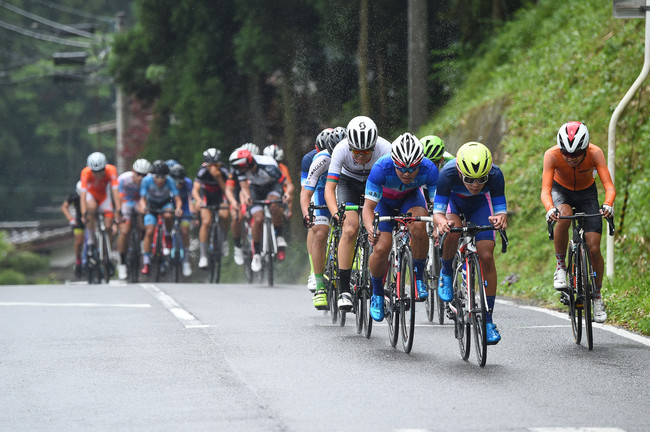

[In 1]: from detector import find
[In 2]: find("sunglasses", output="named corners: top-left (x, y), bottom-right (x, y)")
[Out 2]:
top-left (135, 172), bottom-right (147, 177)
top-left (154, 174), bottom-right (166, 179)
top-left (396, 165), bottom-right (418, 174)
top-left (350, 147), bottom-right (374, 155)
top-left (462, 174), bottom-right (489, 185)
top-left (560, 149), bottom-right (586, 158)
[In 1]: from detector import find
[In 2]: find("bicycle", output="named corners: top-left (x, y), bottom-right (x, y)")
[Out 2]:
top-left (374, 212), bottom-right (434, 353)
top-left (251, 199), bottom-right (285, 287)
top-left (440, 223), bottom-right (508, 367)
top-left (548, 211), bottom-right (614, 350)
top-left (148, 209), bottom-right (174, 283)
top-left (168, 216), bottom-right (185, 283)
top-left (122, 210), bottom-right (143, 284)
top-left (240, 207), bottom-right (256, 284)
top-left (203, 204), bottom-right (229, 284)
top-left (85, 210), bottom-right (115, 285)
top-left (424, 204), bottom-right (445, 324)
top-left (350, 206), bottom-right (373, 337)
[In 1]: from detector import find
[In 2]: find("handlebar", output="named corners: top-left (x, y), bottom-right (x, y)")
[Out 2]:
top-left (547, 212), bottom-right (615, 240)
top-left (372, 212), bottom-right (434, 238)
top-left (439, 223), bottom-right (509, 254)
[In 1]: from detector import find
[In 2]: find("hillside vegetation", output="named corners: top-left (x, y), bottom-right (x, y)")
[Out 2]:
top-left (421, 0), bottom-right (650, 334)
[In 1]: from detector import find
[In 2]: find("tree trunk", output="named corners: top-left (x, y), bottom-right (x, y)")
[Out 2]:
top-left (280, 73), bottom-right (302, 241)
top-left (408, 0), bottom-right (428, 132)
top-left (358, 0), bottom-right (370, 115)
top-left (248, 74), bottom-right (266, 145)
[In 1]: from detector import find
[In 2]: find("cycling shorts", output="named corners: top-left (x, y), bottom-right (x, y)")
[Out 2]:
top-left (250, 184), bottom-right (283, 215)
top-left (336, 174), bottom-right (365, 207)
top-left (551, 181), bottom-right (602, 234)
top-left (144, 202), bottom-right (174, 226)
top-left (120, 201), bottom-right (143, 223)
top-left (313, 187), bottom-right (331, 225)
top-left (447, 193), bottom-right (496, 243)
top-left (86, 194), bottom-right (114, 219)
top-left (374, 188), bottom-right (426, 233)
top-left (202, 191), bottom-right (227, 207)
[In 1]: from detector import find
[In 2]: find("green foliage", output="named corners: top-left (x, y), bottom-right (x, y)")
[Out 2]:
top-left (423, 0), bottom-right (650, 334)
top-left (0, 233), bottom-right (50, 284)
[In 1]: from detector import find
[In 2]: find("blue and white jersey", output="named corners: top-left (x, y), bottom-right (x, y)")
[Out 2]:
top-left (327, 137), bottom-right (391, 183)
top-left (365, 155), bottom-right (438, 203)
top-left (304, 150), bottom-right (331, 192)
top-left (432, 159), bottom-right (507, 215)
top-left (301, 148), bottom-right (318, 187)
top-left (140, 174), bottom-right (179, 207)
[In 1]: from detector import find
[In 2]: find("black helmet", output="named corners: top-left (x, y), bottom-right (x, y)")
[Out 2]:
top-left (151, 160), bottom-right (170, 176)
top-left (170, 163), bottom-right (186, 180)
top-left (203, 148), bottom-right (221, 164)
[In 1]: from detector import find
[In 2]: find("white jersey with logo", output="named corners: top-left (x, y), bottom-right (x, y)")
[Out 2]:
top-left (326, 137), bottom-right (391, 182)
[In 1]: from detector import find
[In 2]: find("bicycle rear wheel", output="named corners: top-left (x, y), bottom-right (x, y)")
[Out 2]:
top-left (170, 231), bottom-right (183, 283)
top-left (101, 232), bottom-right (112, 284)
top-left (208, 223), bottom-right (222, 283)
top-left (567, 248), bottom-right (582, 344)
top-left (580, 245), bottom-right (594, 350)
top-left (153, 227), bottom-right (163, 282)
top-left (127, 227), bottom-right (140, 283)
top-left (325, 230), bottom-right (340, 324)
top-left (399, 247), bottom-right (416, 354)
top-left (265, 221), bottom-right (274, 287)
top-left (469, 254), bottom-right (487, 367)
top-left (386, 250), bottom-right (399, 348)
top-left (242, 220), bottom-right (254, 283)
top-left (87, 243), bottom-right (98, 284)
top-left (453, 253), bottom-right (471, 360)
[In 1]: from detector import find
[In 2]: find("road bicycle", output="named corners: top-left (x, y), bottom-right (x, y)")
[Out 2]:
top-left (440, 223), bottom-right (508, 367)
top-left (251, 199), bottom-right (285, 287)
top-left (350, 206), bottom-right (373, 337)
top-left (319, 206), bottom-right (343, 323)
top-left (548, 211), bottom-right (614, 350)
top-left (148, 209), bottom-right (175, 283)
top-left (374, 212), bottom-right (434, 354)
top-left (122, 210), bottom-right (143, 283)
top-left (424, 204), bottom-right (445, 324)
top-left (203, 204), bottom-right (229, 284)
top-left (85, 210), bottom-right (115, 284)
top-left (240, 208), bottom-right (255, 283)
top-left (168, 216), bottom-right (185, 283)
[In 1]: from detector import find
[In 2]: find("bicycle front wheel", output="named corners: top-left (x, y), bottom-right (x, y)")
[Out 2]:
top-left (153, 227), bottom-right (163, 283)
top-left (265, 221), bottom-right (274, 287)
top-left (399, 247), bottom-right (416, 354)
top-left (209, 223), bottom-right (222, 284)
top-left (171, 231), bottom-right (183, 283)
top-left (242, 221), bottom-right (254, 283)
top-left (469, 254), bottom-right (487, 367)
top-left (567, 248), bottom-right (582, 345)
top-left (127, 227), bottom-right (140, 283)
top-left (580, 244), bottom-right (594, 350)
top-left (386, 250), bottom-right (399, 348)
top-left (453, 253), bottom-right (471, 361)
top-left (325, 230), bottom-right (340, 324)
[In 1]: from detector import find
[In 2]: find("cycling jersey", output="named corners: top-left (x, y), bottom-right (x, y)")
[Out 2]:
top-left (118, 172), bottom-right (141, 203)
top-left (541, 144), bottom-right (616, 211)
top-left (304, 149), bottom-right (331, 220)
top-left (326, 137), bottom-right (391, 183)
top-left (176, 176), bottom-right (193, 219)
top-left (301, 149), bottom-right (318, 187)
top-left (80, 164), bottom-right (118, 203)
top-left (140, 175), bottom-right (179, 208)
top-left (65, 188), bottom-right (84, 230)
top-left (278, 162), bottom-right (292, 189)
top-left (365, 154), bottom-right (438, 202)
top-left (195, 163), bottom-right (230, 196)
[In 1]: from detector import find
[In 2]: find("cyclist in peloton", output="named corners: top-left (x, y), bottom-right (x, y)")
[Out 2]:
top-left (116, 158), bottom-right (151, 280)
top-left (301, 127), bottom-right (347, 309)
top-left (60, 181), bottom-right (85, 278)
top-left (362, 133), bottom-right (439, 321)
top-left (541, 121), bottom-right (615, 323)
top-left (229, 148), bottom-right (290, 271)
top-left (264, 144), bottom-right (295, 242)
top-left (139, 160), bottom-right (183, 275)
top-left (325, 115), bottom-right (391, 312)
top-left (301, 129), bottom-right (332, 292)
top-left (421, 135), bottom-right (454, 169)
top-left (170, 163), bottom-right (196, 277)
top-left (434, 142), bottom-right (507, 344)
top-left (192, 148), bottom-right (233, 269)
top-left (79, 152), bottom-right (121, 250)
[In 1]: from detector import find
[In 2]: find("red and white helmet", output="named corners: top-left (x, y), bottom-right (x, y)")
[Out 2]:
top-left (229, 149), bottom-right (254, 168)
top-left (557, 121), bottom-right (589, 154)
top-left (391, 133), bottom-right (424, 168)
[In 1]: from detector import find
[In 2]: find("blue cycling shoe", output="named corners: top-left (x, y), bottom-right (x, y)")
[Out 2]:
top-left (370, 294), bottom-right (385, 322)
top-left (416, 279), bottom-right (428, 300)
top-left (438, 273), bottom-right (453, 302)
top-left (486, 322), bottom-right (501, 345)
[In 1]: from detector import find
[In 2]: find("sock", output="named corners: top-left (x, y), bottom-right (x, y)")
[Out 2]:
top-left (120, 253), bottom-right (126, 264)
top-left (86, 230), bottom-right (94, 246)
top-left (314, 274), bottom-right (324, 291)
top-left (371, 275), bottom-right (384, 296)
top-left (143, 253), bottom-right (150, 265)
top-left (413, 259), bottom-right (425, 281)
top-left (555, 253), bottom-right (566, 270)
top-left (339, 269), bottom-right (351, 294)
top-left (200, 242), bottom-right (207, 258)
top-left (486, 296), bottom-right (496, 323)
top-left (441, 258), bottom-right (453, 275)
top-left (254, 242), bottom-right (261, 254)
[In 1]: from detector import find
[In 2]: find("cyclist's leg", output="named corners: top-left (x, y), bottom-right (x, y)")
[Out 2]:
top-left (404, 190), bottom-right (429, 299)
top-left (335, 177), bottom-right (364, 305)
top-left (141, 211), bottom-right (156, 273)
top-left (311, 213), bottom-right (331, 307)
top-left (439, 206), bottom-right (462, 302)
top-left (198, 207), bottom-right (212, 267)
top-left (368, 213), bottom-right (392, 322)
top-left (551, 183), bottom-right (575, 289)
top-left (84, 193), bottom-right (99, 245)
top-left (218, 204), bottom-right (230, 255)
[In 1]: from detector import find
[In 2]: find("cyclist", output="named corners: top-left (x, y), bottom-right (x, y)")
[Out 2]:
top-left (139, 160), bottom-right (183, 275)
top-left (79, 152), bottom-right (121, 250)
top-left (192, 148), bottom-right (233, 269)
top-left (300, 127), bottom-right (347, 309)
top-left (170, 163), bottom-right (196, 277)
top-left (301, 129), bottom-right (331, 292)
top-left (421, 135), bottom-right (454, 169)
top-left (264, 144), bottom-right (294, 216)
top-left (434, 142), bottom-right (507, 344)
top-left (60, 181), bottom-right (85, 278)
top-left (229, 148), bottom-right (289, 271)
top-left (541, 121), bottom-right (616, 323)
top-left (362, 133), bottom-right (439, 321)
top-left (240, 142), bottom-right (260, 155)
top-left (325, 115), bottom-right (391, 311)
top-left (115, 158), bottom-right (150, 280)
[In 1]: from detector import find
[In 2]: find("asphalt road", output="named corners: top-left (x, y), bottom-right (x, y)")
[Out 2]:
top-left (0, 280), bottom-right (648, 431)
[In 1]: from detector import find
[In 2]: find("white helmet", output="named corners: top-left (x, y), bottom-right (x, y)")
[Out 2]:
top-left (132, 158), bottom-right (151, 175)
top-left (557, 121), bottom-right (590, 154)
top-left (263, 144), bottom-right (284, 162)
top-left (240, 143), bottom-right (259, 155)
top-left (391, 133), bottom-right (424, 169)
top-left (87, 152), bottom-right (107, 171)
top-left (346, 116), bottom-right (377, 150)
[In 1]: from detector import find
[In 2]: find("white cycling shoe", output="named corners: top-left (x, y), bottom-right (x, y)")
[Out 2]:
top-left (251, 254), bottom-right (262, 272)
top-left (553, 268), bottom-right (568, 290)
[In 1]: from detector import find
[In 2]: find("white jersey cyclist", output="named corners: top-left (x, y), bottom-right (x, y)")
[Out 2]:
top-left (326, 137), bottom-right (392, 183)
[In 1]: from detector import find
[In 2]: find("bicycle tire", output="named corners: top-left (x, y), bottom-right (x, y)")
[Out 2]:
top-left (87, 243), bottom-right (97, 284)
top-left (152, 226), bottom-right (163, 282)
top-left (208, 221), bottom-right (222, 284)
top-left (242, 220), bottom-right (254, 283)
top-left (469, 254), bottom-right (487, 367)
top-left (399, 247), bottom-right (416, 354)
top-left (101, 232), bottom-right (112, 284)
top-left (353, 240), bottom-right (363, 334)
top-left (127, 227), bottom-right (140, 283)
top-left (325, 229), bottom-right (340, 324)
top-left (580, 244), bottom-right (594, 350)
top-left (453, 253), bottom-right (471, 361)
top-left (386, 249), bottom-right (399, 348)
top-left (266, 220), bottom-right (274, 287)
top-left (567, 247), bottom-right (582, 344)
top-left (171, 230), bottom-right (183, 283)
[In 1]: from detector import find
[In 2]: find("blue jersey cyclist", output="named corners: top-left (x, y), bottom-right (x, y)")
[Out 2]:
top-left (433, 142), bottom-right (507, 344)
top-left (170, 163), bottom-right (196, 277)
top-left (139, 160), bottom-right (183, 275)
top-left (362, 133), bottom-right (439, 322)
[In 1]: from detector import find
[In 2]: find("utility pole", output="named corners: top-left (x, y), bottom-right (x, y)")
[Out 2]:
top-left (408, 0), bottom-right (428, 132)
top-left (115, 11), bottom-right (126, 173)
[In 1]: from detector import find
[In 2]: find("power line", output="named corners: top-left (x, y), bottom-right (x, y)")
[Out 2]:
top-left (0, 18), bottom-right (92, 48)
top-left (25, 0), bottom-right (114, 25)
top-left (0, 1), bottom-right (99, 39)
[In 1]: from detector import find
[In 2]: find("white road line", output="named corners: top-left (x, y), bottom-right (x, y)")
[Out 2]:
top-left (139, 283), bottom-right (209, 329)
top-left (0, 302), bottom-right (150, 308)
top-left (497, 299), bottom-right (650, 347)
top-left (529, 428), bottom-right (625, 432)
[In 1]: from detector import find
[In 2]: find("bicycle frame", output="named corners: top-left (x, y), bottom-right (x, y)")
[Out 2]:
top-left (251, 199), bottom-right (284, 286)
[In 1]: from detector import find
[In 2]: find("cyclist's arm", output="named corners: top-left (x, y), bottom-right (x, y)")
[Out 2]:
top-left (191, 181), bottom-right (204, 207)
top-left (540, 149), bottom-right (556, 211)
top-left (61, 199), bottom-right (73, 222)
top-left (239, 179), bottom-right (251, 204)
top-left (324, 181), bottom-right (338, 217)
top-left (111, 185), bottom-right (121, 214)
top-left (300, 187), bottom-right (314, 218)
top-left (224, 179), bottom-right (239, 209)
top-left (362, 198), bottom-right (378, 235)
top-left (593, 147), bottom-right (616, 207)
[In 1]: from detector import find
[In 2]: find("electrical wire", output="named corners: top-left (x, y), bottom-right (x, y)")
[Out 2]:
top-left (23, 0), bottom-right (114, 25)
top-left (0, 1), bottom-right (99, 39)
top-left (0, 18), bottom-right (92, 48)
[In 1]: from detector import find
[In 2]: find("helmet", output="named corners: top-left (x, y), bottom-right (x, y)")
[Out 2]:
top-left (456, 142), bottom-right (492, 178)
top-left (132, 158), bottom-right (151, 175)
top-left (391, 133), bottom-right (424, 169)
top-left (327, 126), bottom-right (347, 154)
top-left (346, 116), bottom-right (377, 150)
top-left (170, 164), bottom-right (186, 180)
top-left (165, 159), bottom-right (179, 168)
top-left (420, 135), bottom-right (445, 161)
top-left (150, 159), bottom-right (170, 176)
top-left (229, 149), bottom-right (254, 168)
top-left (315, 128), bottom-right (333, 151)
top-left (203, 148), bottom-right (221, 164)
top-left (557, 121), bottom-right (589, 154)
top-left (240, 143), bottom-right (259, 155)
top-left (87, 152), bottom-right (107, 171)
top-left (263, 144), bottom-right (284, 162)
